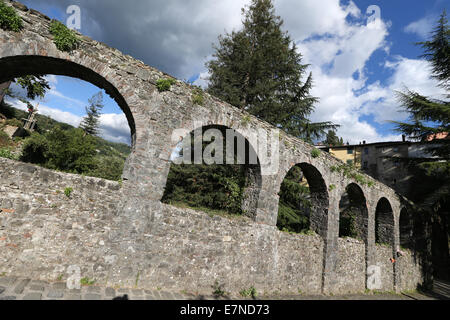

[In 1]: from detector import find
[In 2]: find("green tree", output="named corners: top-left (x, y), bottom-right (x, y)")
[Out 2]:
top-left (206, 0), bottom-right (337, 141)
top-left (418, 9), bottom-right (450, 90)
top-left (21, 126), bottom-right (97, 174)
top-left (79, 91), bottom-right (104, 136)
top-left (392, 10), bottom-right (449, 158)
top-left (323, 130), bottom-right (344, 146)
top-left (277, 165), bottom-right (311, 233)
top-left (4, 75), bottom-right (50, 102)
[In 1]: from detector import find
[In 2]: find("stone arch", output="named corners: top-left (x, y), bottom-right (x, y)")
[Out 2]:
top-left (339, 183), bottom-right (368, 241)
top-left (399, 208), bottom-right (413, 249)
top-left (162, 124), bottom-right (262, 219)
top-left (0, 55), bottom-right (136, 147)
top-left (375, 197), bottom-right (395, 245)
top-left (277, 162), bottom-right (329, 237)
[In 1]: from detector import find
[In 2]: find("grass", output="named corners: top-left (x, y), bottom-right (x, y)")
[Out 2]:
top-left (240, 286), bottom-right (258, 299)
top-left (212, 280), bottom-right (227, 298)
top-left (167, 201), bottom-right (248, 221)
top-left (80, 277), bottom-right (96, 286)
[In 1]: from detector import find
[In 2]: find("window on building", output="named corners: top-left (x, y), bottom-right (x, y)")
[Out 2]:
top-left (347, 149), bottom-right (354, 155)
top-left (364, 148), bottom-right (369, 155)
top-left (347, 159), bottom-right (353, 165)
top-left (363, 161), bottom-right (368, 169)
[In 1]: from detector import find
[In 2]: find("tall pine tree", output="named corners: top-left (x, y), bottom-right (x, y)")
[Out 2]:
top-left (206, 0), bottom-right (337, 141)
top-left (392, 10), bottom-right (449, 158)
top-left (79, 91), bottom-right (104, 136)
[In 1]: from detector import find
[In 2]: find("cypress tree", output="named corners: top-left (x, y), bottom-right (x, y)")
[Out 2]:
top-left (207, 0), bottom-right (337, 140)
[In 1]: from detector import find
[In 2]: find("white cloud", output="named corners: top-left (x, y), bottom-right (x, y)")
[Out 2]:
top-left (47, 88), bottom-right (85, 108)
top-left (404, 15), bottom-right (436, 39)
top-left (98, 113), bottom-right (131, 144)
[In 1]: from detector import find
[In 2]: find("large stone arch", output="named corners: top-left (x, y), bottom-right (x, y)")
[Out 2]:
top-left (0, 55), bottom-right (136, 146)
top-left (375, 197), bottom-right (395, 246)
top-left (276, 162), bottom-right (329, 238)
top-left (162, 123), bottom-right (262, 220)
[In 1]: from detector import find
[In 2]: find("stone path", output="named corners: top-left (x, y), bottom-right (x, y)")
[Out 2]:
top-left (0, 276), bottom-right (447, 300)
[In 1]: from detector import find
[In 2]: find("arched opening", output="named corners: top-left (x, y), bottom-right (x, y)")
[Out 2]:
top-left (161, 125), bottom-right (262, 219)
top-left (277, 163), bottom-right (328, 236)
top-left (375, 198), bottom-right (395, 246)
top-left (0, 56), bottom-right (134, 182)
top-left (339, 183), bottom-right (368, 241)
top-left (399, 208), bottom-right (414, 250)
top-left (0, 56), bottom-right (136, 146)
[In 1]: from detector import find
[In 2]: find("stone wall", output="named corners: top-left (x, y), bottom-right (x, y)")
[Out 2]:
top-left (334, 237), bottom-right (366, 294)
top-left (0, 158), bottom-right (121, 282)
top-left (0, 1), bottom-right (426, 296)
top-left (398, 249), bottom-right (424, 291)
top-left (0, 158), bottom-right (424, 295)
top-left (375, 244), bottom-right (395, 291)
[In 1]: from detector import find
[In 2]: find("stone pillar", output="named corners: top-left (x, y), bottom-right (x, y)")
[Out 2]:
top-left (255, 175), bottom-right (280, 226)
top-left (321, 191), bottom-right (339, 294)
top-left (392, 205), bottom-right (401, 293)
top-left (366, 197), bottom-right (377, 290)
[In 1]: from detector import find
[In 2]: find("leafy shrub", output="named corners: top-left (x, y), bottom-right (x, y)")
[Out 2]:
top-left (0, 1), bottom-right (23, 31)
top-left (49, 20), bottom-right (79, 52)
top-left (156, 78), bottom-right (176, 92)
top-left (20, 127), bottom-right (97, 173)
top-left (20, 132), bottom-right (50, 165)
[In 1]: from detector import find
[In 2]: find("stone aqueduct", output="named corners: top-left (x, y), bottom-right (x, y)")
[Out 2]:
top-left (0, 2), bottom-right (423, 295)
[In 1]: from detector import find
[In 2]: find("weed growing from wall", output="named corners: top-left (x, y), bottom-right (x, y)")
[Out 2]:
top-left (49, 20), bottom-right (79, 52)
top-left (156, 78), bottom-right (176, 92)
top-left (0, 1), bottom-right (23, 31)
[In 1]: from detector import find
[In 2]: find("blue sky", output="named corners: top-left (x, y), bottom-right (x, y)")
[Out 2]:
top-left (8, 0), bottom-right (450, 144)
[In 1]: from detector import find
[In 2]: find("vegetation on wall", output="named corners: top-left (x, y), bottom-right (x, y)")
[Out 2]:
top-left (156, 78), bottom-right (176, 92)
top-left (0, 1), bottom-right (23, 32)
top-left (49, 20), bottom-right (80, 52)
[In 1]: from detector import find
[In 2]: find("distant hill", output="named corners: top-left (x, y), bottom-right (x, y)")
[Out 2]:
top-left (0, 100), bottom-right (131, 158)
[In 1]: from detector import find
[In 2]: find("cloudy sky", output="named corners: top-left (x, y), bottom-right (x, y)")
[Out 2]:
top-left (11, 0), bottom-right (450, 145)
